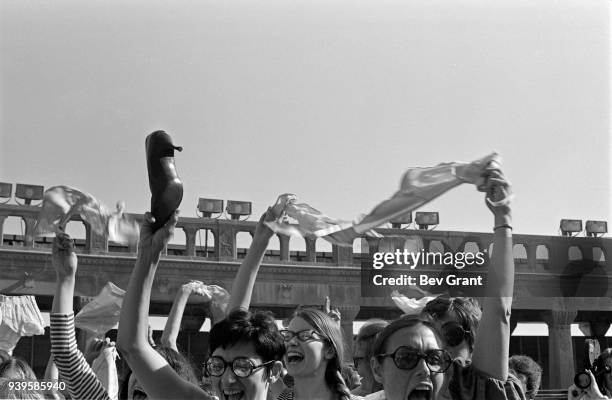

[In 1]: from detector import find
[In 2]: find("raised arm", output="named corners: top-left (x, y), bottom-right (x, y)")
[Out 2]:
top-left (160, 281), bottom-right (211, 352)
top-left (471, 166), bottom-right (514, 380)
top-left (43, 356), bottom-right (63, 400)
top-left (116, 212), bottom-right (209, 400)
top-left (227, 199), bottom-right (284, 313)
top-left (50, 233), bottom-right (110, 400)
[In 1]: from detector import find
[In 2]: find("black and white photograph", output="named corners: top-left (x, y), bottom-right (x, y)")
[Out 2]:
top-left (0, 1), bottom-right (610, 399)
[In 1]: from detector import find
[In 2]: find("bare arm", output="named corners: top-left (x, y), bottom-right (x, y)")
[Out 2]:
top-left (43, 356), bottom-right (62, 400)
top-left (161, 281), bottom-right (211, 351)
top-left (471, 167), bottom-right (514, 381)
top-left (228, 200), bottom-right (284, 313)
top-left (50, 233), bottom-right (110, 400)
top-left (116, 212), bottom-right (209, 400)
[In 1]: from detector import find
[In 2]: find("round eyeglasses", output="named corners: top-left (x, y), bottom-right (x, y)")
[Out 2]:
top-left (205, 356), bottom-right (274, 378)
top-left (377, 346), bottom-right (452, 373)
top-left (441, 321), bottom-right (470, 347)
top-left (279, 329), bottom-right (325, 343)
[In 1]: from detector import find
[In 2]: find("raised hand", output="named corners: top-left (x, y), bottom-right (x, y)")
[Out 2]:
top-left (253, 194), bottom-right (293, 238)
top-left (138, 210), bottom-right (179, 261)
top-left (323, 296), bottom-right (341, 324)
top-left (84, 337), bottom-right (116, 365)
top-left (483, 163), bottom-right (512, 225)
top-left (181, 280), bottom-right (213, 302)
top-left (52, 232), bottom-right (78, 279)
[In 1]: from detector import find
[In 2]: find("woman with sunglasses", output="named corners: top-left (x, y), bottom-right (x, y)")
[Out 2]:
top-left (369, 165), bottom-right (526, 400)
top-left (421, 297), bottom-right (481, 362)
top-left (277, 308), bottom-right (360, 400)
top-left (369, 315), bottom-right (451, 400)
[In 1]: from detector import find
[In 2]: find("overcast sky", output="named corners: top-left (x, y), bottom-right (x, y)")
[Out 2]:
top-left (1, 0), bottom-right (609, 246)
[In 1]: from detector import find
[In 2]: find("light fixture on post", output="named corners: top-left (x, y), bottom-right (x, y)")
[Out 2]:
top-left (585, 220), bottom-right (607, 238)
top-left (197, 198), bottom-right (224, 218)
top-left (15, 184), bottom-right (44, 206)
top-left (226, 200), bottom-right (252, 220)
top-left (415, 212), bottom-right (439, 230)
top-left (390, 212), bottom-right (412, 229)
top-left (560, 219), bottom-right (582, 237)
top-left (0, 182), bottom-right (12, 204)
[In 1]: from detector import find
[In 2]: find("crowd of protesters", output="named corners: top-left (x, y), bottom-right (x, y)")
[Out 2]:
top-left (1, 165), bottom-right (611, 400)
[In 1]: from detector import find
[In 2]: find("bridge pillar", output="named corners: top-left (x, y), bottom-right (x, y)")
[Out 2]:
top-left (338, 305), bottom-right (360, 362)
top-left (23, 216), bottom-right (37, 247)
top-left (0, 215), bottom-right (6, 244)
top-left (542, 308), bottom-right (577, 388)
top-left (279, 234), bottom-right (290, 262)
top-left (184, 226), bottom-right (197, 257)
top-left (305, 237), bottom-right (316, 262)
top-left (216, 225), bottom-right (236, 260)
top-left (333, 245), bottom-right (353, 266)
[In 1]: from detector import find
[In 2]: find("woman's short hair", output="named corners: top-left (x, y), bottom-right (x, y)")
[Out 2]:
top-left (421, 297), bottom-right (481, 351)
top-left (356, 319), bottom-right (389, 360)
top-left (508, 355), bottom-right (542, 398)
top-left (209, 309), bottom-right (285, 364)
top-left (371, 315), bottom-right (441, 358)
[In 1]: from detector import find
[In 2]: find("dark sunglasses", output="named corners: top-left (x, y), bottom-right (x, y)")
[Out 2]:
top-left (441, 321), bottom-right (470, 347)
top-left (279, 329), bottom-right (325, 343)
top-left (205, 356), bottom-right (274, 378)
top-left (377, 346), bottom-right (451, 373)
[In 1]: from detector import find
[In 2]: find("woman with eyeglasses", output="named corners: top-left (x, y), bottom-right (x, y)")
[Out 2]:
top-left (277, 308), bottom-right (361, 400)
top-left (117, 212), bottom-right (216, 400)
top-left (117, 199), bottom-right (291, 400)
top-left (368, 165), bottom-right (526, 400)
top-left (205, 310), bottom-right (285, 400)
top-left (368, 315), bottom-right (451, 400)
top-left (421, 297), bottom-right (481, 363)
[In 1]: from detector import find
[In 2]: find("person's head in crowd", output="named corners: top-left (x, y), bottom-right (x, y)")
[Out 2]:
top-left (421, 296), bottom-right (481, 361)
top-left (119, 345), bottom-right (200, 400)
top-left (0, 357), bottom-right (38, 381)
top-left (593, 348), bottom-right (612, 396)
top-left (0, 350), bottom-right (10, 364)
top-left (207, 310), bottom-right (284, 400)
top-left (352, 319), bottom-right (388, 396)
top-left (282, 307), bottom-right (352, 400)
top-left (508, 355), bottom-right (542, 400)
top-left (0, 378), bottom-right (45, 400)
top-left (370, 315), bottom-right (452, 400)
top-left (341, 363), bottom-right (361, 391)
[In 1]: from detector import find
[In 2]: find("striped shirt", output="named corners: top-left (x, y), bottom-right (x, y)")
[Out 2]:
top-left (50, 312), bottom-right (110, 400)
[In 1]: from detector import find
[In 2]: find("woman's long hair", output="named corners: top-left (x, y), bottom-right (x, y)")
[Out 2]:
top-left (293, 308), bottom-right (351, 400)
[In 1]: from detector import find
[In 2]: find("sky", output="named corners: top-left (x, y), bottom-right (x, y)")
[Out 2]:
top-left (1, 0), bottom-right (610, 245)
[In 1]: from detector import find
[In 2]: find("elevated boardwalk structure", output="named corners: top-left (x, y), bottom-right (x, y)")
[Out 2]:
top-left (1, 203), bottom-right (611, 387)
